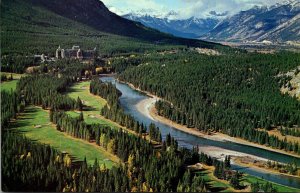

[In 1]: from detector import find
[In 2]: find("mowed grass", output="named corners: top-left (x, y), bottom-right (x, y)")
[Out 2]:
top-left (196, 166), bottom-right (235, 192)
top-left (196, 166), bottom-right (300, 192)
top-left (67, 81), bottom-right (120, 128)
top-left (241, 175), bottom-right (300, 192)
top-left (0, 72), bottom-right (24, 91)
top-left (11, 105), bottom-right (119, 168)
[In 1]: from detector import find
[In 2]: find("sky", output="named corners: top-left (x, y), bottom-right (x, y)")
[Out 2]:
top-left (101, 0), bottom-right (289, 19)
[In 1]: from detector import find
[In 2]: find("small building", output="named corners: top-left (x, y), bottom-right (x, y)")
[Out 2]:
top-left (34, 54), bottom-right (55, 63)
top-left (56, 45), bottom-right (97, 60)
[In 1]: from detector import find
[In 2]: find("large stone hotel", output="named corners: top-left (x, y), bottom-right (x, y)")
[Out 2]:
top-left (56, 45), bottom-right (97, 60)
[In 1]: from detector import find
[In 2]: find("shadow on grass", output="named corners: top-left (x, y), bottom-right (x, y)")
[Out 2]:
top-left (196, 169), bottom-right (228, 192)
top-left (84, 106), bottom-right (99, 112)
top-left (67, 87), bottom-right (80, 94)
top-left (9, 119), bottom-right (33, 128)
top-left (232, 165), bottom-right (250, 170)
top-left (207, 185), bottom-right (226, 192)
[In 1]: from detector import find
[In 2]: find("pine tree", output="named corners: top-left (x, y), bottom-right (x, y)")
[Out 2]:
top-left (77, 97), bottom-right (83, 111)
top-left (79, 111), bottom-right (84, 121)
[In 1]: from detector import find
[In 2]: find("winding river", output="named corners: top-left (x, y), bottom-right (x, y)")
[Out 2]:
top-left (100, 76), bottom-right (300, 189)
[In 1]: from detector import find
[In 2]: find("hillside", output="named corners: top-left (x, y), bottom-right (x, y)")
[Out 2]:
top-left (202, 1), bottom-right (300, 43)
top-left (0, 0), bottom-right (223, 56)
top-left (30, 0), bottom-right (166, 39)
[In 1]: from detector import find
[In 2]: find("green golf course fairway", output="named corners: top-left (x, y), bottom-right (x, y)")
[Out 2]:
top-left (11, 105), bottom-right (119, 167)
top-left (67, 81), bottom-right (121, 128)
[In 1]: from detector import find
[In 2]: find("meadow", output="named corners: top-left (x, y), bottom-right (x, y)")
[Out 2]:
top-left (10, 105), bottom-right (118, 167)
top-left (1, 72), bottom-right (24, 91)
top-left (66, 81), bottom-right (122, 128)
top-left (196, 167), bottom-right (300, 192)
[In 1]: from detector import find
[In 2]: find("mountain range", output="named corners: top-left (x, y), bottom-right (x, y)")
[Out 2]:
top-left (1, 0), bottom-right (223, 55)
top-left (123, 0), bottom-right (300, 43)
top-left (123, 14), bottom-right (218, 39)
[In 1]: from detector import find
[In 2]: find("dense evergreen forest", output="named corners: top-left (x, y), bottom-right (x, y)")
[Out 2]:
top-left (1, 0), bottom-right (299, 192)
top-left (90, 78), bottom-right (162, 142)
top-left (118, 51), bottom-right (300, 154)
top-left (2, 58), bottom-right (242, 192)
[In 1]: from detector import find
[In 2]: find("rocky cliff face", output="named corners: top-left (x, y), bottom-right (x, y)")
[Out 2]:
top-left (201, 1), bottom-right (300, 43)
top-left (123, 1), bottom-right (300, 43)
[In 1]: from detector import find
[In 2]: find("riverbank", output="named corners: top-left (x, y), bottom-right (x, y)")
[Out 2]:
top-left (107, 78), bottom-right (300, 188)
top-left (232, 156), bottom-right (300, 179)
top-left (147, 102), bottom-right (300, 179)
top-left (148, 104), bottom-right (300, 159)
top-left (122, 79), bottom-right (300, 159)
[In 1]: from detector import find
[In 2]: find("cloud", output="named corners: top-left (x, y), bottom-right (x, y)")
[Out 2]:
top-left (102, 0), bottom-right (168, 14)
top-left (101, 0), bottom-right (286, 19)
top-left (177, 0), bottom-right (285, 19)
top-left (209, 11), bottom-right (229, 17)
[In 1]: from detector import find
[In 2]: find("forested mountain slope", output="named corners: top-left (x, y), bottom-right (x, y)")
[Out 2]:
top-left (1, 0), bottom-right (223, 56)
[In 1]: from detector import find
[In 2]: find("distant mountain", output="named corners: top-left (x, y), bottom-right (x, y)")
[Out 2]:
top-left (123, 1), bottom-right (300, 43)
top-left (202, 0), bottom-right (300, 43)
top-left (123, 14), bottom-right (219, 39)
top-left (1, 0), bottom-right (223, 55)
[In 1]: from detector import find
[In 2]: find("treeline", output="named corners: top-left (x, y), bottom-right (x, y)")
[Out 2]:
top-left (213, 155), bottom-right (243, 189)
top-left (1, 57), bottom-right (280, 192)
top-left (1, 73), bottom-right (13, 81)
top-left (90, 78), bottom-right (121, 107)
top-left (1, 90), bottom-right (24, 128)
top-left (280, 127), bottom-right (300, 137)
top-left (1, 55), bottom-right (36, 73)
top-left (119, 51), bottom-right (300, 154)
top-left (2, 131), bottom-right (132, 192)
top-left (90, 78), bottom-right (162, 142)
top-left (156, 99), bottom-right (300, 154)
top-left (266, 160), bottom-right (298, 175)
top-left (16, 75), bottom-right (78, 111)
top-left (0, 64), bottom-right (217, 192)
top-left (49, 109), bottom-right (218, 192)
top-left (90, 78), bottom-right (241, 191)
top-left (251, 182), bottom-right (277, 192)
top-left (149, 123), bottom-right (162, 143)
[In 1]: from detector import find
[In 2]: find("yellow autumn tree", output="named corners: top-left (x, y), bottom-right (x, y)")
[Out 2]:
top-left (100, 133), bottom-right (106, 147)
top-left (100, 163), bottom-right (107, 172)
top-left (128, 154), bottom-right (135, 170)
top-left (63, 154), bottom-right (71, 167)
top-left (142, 182), bottom-right (149, 192)
top-left (26, 152), bottom-right (31, 159)
top-left (107, 139), bottom-right (115, 154)
top-left (131, 186), bottom-right (138, 192)
top-left (55, 155), bottom-right (60, 163)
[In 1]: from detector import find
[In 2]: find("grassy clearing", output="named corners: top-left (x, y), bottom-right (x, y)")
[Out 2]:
top-left (1, 72), bottom-right (24, 91)
top-left (196, 166), bottom-right (235, 192)
top-left (241, 175), bottom-right (300, 192)
top-left (1, 80), bottom-right (19, 91)
top-left (268, 129), bottom-right (300, 144)
top-left (66, 81), bottom-right (157, 142)
top-left (67, 81), bottom-right (121, 128)
top-left (10, 105), bottom-right (119, 168)
top-left (196, 165), bottom-right (300, 192)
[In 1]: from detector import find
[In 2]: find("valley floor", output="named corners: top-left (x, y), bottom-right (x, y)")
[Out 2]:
top-left (3, 76), bottom-right (300, 192)
top-left (129, 81), bottom-right (300, 160)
